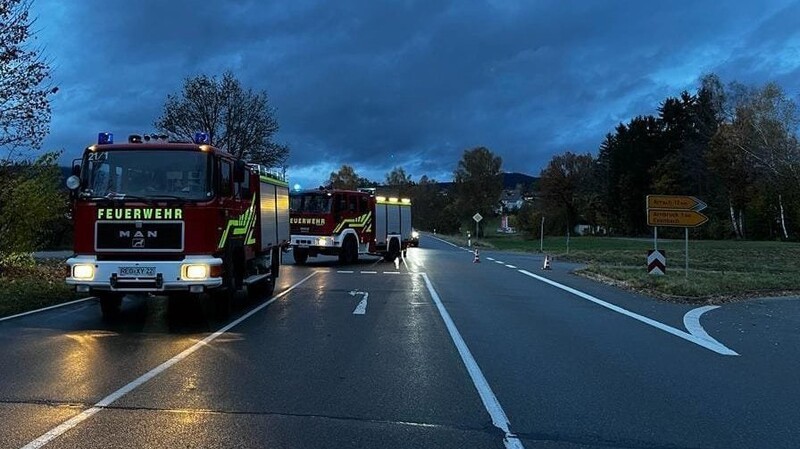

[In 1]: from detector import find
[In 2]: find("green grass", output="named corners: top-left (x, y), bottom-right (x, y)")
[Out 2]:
top-left (0, 260), bottom-right (80, 318)
top-left (436, 231), bottom-right (800, 301)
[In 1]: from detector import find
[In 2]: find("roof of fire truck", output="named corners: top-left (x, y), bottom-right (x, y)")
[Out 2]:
top-left (86, 132), bottom-right (232, 158)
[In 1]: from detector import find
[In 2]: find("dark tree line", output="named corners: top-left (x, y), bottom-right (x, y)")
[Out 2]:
top-left (534, 74), bottom-right (800, 240)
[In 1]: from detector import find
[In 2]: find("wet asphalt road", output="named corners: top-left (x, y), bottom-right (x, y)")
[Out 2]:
top-left (3, 235), bottom-right (800, 448)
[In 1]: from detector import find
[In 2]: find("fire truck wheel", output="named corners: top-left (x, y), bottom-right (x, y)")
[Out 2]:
top-left (383, 239), bottom-right (400, 262)
top-left (294, 248), bottom-right (309, 265)
top-left (339, 236), bottom-right (358, 264)
top-left (98, 293), bottom-right (122, 319)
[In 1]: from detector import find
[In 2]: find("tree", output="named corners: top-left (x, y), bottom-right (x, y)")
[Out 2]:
top-left (327, 165), bottom-right (375, 190)
top-left (539, 152), bottom-right (595, 233)
top-left (155, 71), bottom-right (288, 167)
top-left (411, 175), bottom-right (459, 233)
top-left (384, 166), bottom-right (414, 197)
top-left (453, 147), bottom-right (503, 232)
top-left (0, 0), bottom-right (57, 160)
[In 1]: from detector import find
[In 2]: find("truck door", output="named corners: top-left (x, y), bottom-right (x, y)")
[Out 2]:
top-left (359, 195), bottom-right (373, 245)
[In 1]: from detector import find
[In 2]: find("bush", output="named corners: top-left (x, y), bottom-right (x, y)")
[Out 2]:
top-left (0, 152), bottom-right (68, 265)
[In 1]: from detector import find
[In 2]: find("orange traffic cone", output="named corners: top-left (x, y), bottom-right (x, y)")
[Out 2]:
top-left (473, 249), bottom-right (480, 263)
top-left (542, 254), bottom-right (552, 270)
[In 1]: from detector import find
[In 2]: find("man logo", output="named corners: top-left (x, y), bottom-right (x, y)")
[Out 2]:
top-left (120, 230), bottom-right (157, 238)
top-left (132, 238), bottom-right (145, 248)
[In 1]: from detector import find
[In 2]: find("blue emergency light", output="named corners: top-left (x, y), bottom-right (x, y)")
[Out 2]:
top-left (193, 132), bottom-right (210, 144)
top-left (98, 132), bottom-right (113, 145)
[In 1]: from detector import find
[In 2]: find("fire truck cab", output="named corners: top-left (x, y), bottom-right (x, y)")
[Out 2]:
top-left (65, 132), bottom-right (290, 318)
top-left (289, 189), bottom-right (412, 264)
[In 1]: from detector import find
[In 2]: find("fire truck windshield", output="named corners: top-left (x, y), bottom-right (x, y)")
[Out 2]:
top-left (80, 149), bottom-right (211, 201)
top-left (290, 193), bottom-right (332, 213)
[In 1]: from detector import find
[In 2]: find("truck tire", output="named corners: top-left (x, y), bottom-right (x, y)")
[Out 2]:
top-left (338, 236), bottom-right (358, 264)
top-left (98, 293), bottom-right (122, 319)
top-left (383, 238), bottom-right (400, 262)
top-left (294, 248), bottom-right (309, 265)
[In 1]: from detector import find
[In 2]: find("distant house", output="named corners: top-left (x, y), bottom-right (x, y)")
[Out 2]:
top-left (498, 189), bottom-right (524, 212)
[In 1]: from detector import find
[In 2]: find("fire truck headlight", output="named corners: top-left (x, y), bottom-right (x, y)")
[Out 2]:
top-left (182, 264), bottom-right (209, 281)
top-left (318, 237), bottom-right (329, 246)
top-left (72, 264), bottom-right (95, 280)
top-left (412, 231), bottom-right (419, 239)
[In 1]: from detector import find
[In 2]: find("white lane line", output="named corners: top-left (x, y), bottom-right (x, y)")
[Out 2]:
top-left (427, 234), bottom-right (463, 249)
top-left (683, 306), bottom-right (727, 345)
top-left (360, 271), bottom-right (378, 274)
top-left (337, 270), bottom-right (354, 274)
top-left (369, 258), bottom-right (381, 267)
top-left (20, 272), bottom-right (320, 449)
top-left (495, 261), bottom-right (504, 264)
top-left (351, 291), bottom-right (369, 315)
top-left (0, 297), bottom-right (94, 323)
top-left (421, 273), bottom-right (525, 449)
top-left (383, 271), bottom-right (401, 274)
top-left (505, 265), bottom-right (517, 269)
top-left (487, 257), bottom-right (495, 261)
top-left (517, 270), bottom-right (738, 356)
top-left (402, 255), bottom-right (410, 271)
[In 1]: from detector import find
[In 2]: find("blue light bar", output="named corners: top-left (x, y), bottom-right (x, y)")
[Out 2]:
top-left (98, 132), bottom-right (113, 145)
top-left (193, 132), bottom-right (209, 144)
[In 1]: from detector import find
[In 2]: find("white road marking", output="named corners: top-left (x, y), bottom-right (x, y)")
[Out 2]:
top-left (495, 261), bottom-right (504, 264)
top-left (360, 271), bottom-right (378, 274)
top-left (383, 271), bottom-right (401, 274)
top-left (421, 273), bottom-right (525, 449)
top-left (349, 290), bottom-right (369, 315)
top-left (337, 270), bottom-right (354, 274)
top-left (683, 305), bottom-right (726, 345)
top-left (19, 272), bottom-right (320, 449)
top-left (517, 270), bottom-right (738, 356)
top-left (369, 258), bottom-right (381, 267)
top-left (0, 297), bottom-right (94, 323)
top-left (427, 234), bottom-right (463, 249)
top-left (487, 257), bottom-right (495, 261)
top-left (402, 255), bottom-right (410, 271)
top-left (505, 265), bottom-right (517, 269)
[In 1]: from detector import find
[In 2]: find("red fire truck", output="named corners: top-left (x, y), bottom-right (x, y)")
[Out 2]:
top-left (65, 132), bottom-right (290, 318)
top-left (289, 189), bottom-right (412, 264)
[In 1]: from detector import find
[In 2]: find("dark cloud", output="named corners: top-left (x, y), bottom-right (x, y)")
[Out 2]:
top-left (33, 0), bottom-right (800, 188)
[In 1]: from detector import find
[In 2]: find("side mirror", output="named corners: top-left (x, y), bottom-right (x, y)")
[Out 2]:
top-left (233, 160), bottom-right (246, 183)
top-left (66, 175), bottom-right (81, 191)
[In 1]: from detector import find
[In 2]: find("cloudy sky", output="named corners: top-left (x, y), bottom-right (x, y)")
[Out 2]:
top-left (32, 0), bottom-right (800, 189)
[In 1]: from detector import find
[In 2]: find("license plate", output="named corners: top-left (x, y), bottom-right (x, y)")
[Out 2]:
top-left (119, 266), bottom-right (156, 277)
top-left (297, 245), bottom-right (309, 249)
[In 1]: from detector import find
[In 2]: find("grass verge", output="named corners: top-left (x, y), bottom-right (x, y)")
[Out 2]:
top-left (0, 259), bottom-right (80, 318)
top-left (430, 232), bottom-right (800, 301)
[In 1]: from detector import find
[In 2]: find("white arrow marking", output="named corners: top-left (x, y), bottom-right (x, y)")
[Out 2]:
top-left (350, 290), bottom-right (369, 315)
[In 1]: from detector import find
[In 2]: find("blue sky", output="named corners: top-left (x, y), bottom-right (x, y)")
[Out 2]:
top-left (31, 0), bottom-right (800, 189)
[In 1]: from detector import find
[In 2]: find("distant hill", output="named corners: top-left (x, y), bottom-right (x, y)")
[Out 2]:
top-left (432, 172), bottom-right (538, 192)
top-left (502, 172), bottom-right (538, 191)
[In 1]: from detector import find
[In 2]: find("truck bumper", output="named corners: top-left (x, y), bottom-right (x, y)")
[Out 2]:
top-left (65, 255), bottom-right (224, 294)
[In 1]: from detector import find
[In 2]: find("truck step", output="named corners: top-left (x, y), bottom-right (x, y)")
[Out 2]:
top-left (243, 273), bottom-right (270, 285)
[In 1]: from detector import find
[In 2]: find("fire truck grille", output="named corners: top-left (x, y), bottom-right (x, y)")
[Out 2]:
top-left (95, 221), bottom-right (184, 252)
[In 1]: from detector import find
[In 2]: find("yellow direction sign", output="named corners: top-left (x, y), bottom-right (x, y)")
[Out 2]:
top-left (647, 209), bottom-right (708, 227)
top-left (646, 195), bottom-right (707, 211)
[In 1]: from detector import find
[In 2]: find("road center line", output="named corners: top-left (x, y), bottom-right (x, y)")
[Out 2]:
top-left (505, 265), bottom-right (517, 269)
top-left (0, 297), bottom-right (94, 323)
top-left (360, 271), bottom-right (377, 274)
top-left (427, 234), bottom-right (463, 249)
top-left (487, 257), bottom-right (495, 261)
top-left (495, 261), bottom-right (504, 264)
top-left (516, 270), bottom-right (737, 356)
top-left (337, 270), bottom-right (354, 274)
top-left (420, 273), bottom-right (525, 449)
top-left (19, 271), bottom-right (320, 449)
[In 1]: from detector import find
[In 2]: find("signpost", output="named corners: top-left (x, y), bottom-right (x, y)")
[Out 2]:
top-left (646, 195), bottom-right (708, 280)
top-left (473, 212), bottom-right (483, 240)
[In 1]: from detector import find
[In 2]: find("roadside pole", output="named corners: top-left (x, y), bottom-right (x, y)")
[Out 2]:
top-left (685, 227), bottom-right (689, 281)
top-left (540, 216), bottom-right (545, 253)
top-left (654, 226), bottom-right (658, 252)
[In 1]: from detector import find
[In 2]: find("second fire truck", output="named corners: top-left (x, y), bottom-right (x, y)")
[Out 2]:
top-left (289, 189), bottom-right (413, 264)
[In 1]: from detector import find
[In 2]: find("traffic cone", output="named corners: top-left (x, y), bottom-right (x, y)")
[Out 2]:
top-left (473, 249), bottom-right (480, 263)
top-left (542, 254), bottom-right (552, 270)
